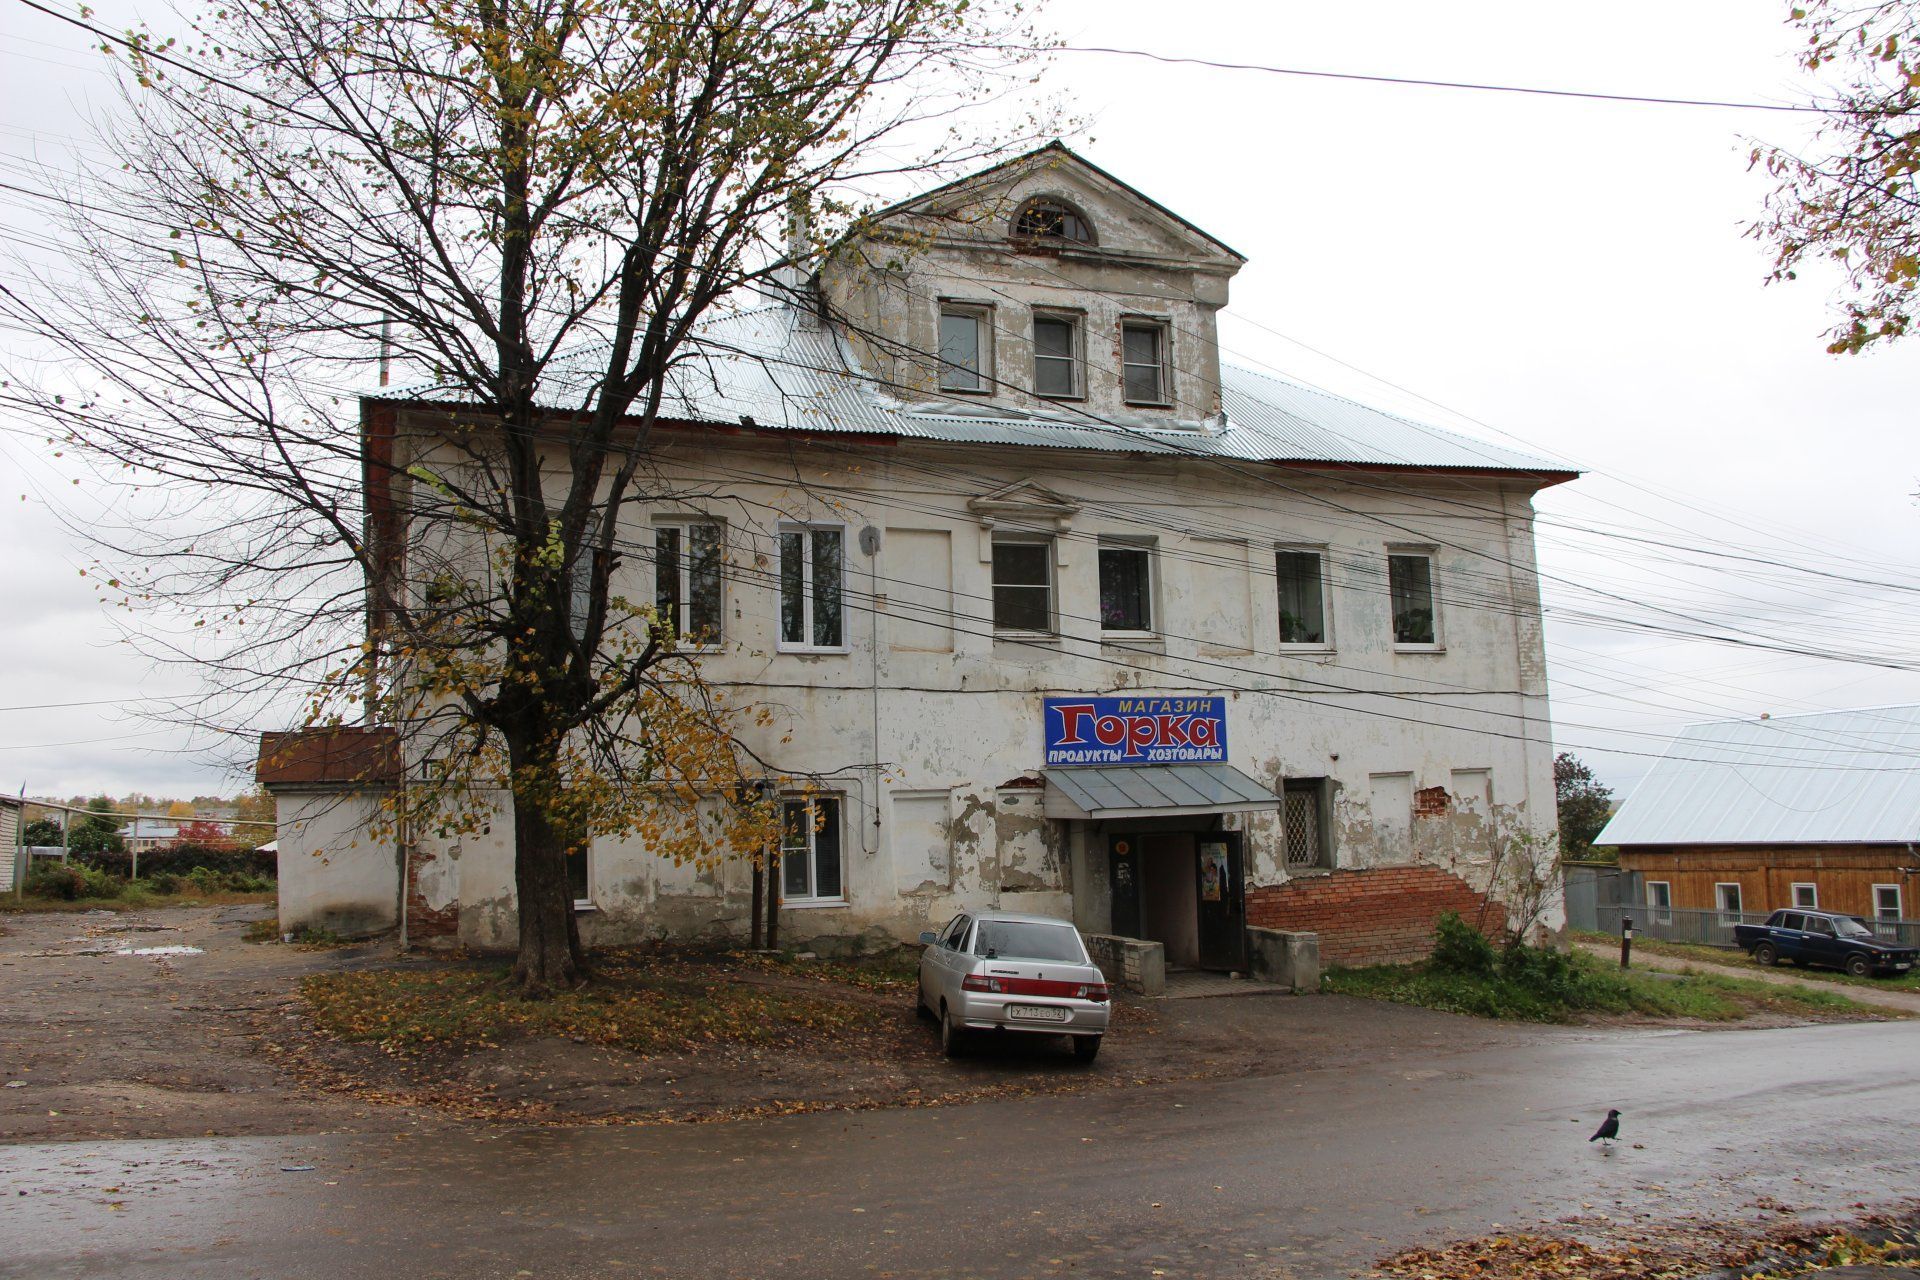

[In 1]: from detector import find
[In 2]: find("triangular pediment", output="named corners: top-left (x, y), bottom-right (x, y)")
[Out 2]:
top-left (967, 479), bottom-right (1081, 523)
top-left (867, 142), bottom-right (1244, 270)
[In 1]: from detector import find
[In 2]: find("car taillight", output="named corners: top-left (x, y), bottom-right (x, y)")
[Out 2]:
top-left (962, 975), bottom-right (1003, 993)
top-left (1077, 983), bottom-right (1110, 1002)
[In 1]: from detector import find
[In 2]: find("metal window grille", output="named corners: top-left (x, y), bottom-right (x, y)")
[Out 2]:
top-left (1284, 788), bottom-right (1321, 869)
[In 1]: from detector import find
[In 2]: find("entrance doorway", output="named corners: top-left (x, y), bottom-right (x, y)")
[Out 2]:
top-left (1108, 830), bottom-right (1247, 971)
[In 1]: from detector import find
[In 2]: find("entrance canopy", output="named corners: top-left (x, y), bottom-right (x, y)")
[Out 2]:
top-left (1042, 764), bottom-right (1280, 821)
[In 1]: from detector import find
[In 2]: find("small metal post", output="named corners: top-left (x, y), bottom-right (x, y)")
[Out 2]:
top-left (1620, 914), bottom-right (1635, 969)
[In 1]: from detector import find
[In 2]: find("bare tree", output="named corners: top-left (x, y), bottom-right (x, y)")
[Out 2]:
top-left (1, 0), bottom-right (1049, 993)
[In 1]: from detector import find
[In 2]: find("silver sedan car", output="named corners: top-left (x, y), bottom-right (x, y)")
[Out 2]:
top-left (916, 911), bottom-right (1111, 1062)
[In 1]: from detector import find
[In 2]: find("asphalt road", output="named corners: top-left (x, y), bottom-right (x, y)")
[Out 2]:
top-left (4, 1015), bottom-right (1917, 1280)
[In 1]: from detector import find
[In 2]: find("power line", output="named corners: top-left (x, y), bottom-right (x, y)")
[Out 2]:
top-left (1054, 43), bottom-right (1830, 114)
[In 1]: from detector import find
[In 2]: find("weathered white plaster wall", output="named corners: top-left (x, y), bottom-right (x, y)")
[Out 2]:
top-left (274, 792), bottom-right (396, 936)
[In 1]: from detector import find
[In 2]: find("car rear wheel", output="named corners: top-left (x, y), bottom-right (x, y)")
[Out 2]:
top-left (1070, 1035), bottom-right (1102, 1064)
top-left (1846, 954), bottom-right (1873, 977)
top-left (1753, 942), bottom-right (1778, 967)
top-left (940, 1005), bottom-right (967, 1057)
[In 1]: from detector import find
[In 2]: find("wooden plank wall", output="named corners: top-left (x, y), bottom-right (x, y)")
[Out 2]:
top-left (1616, 845), bottom-right (1915, 918)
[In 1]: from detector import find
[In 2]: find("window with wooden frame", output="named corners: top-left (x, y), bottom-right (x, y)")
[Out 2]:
top-left (1645, 880), bottom-right (1672, 925)
top-left (777, 525), bottom-right (846, 651)
top-left (1096, 539), bottom-right (1153, 634)
top-left (1275, 548), bottom-right (1329, 646)
top-left (1388, 550), bottom-right (1439, 647)
top-left (1119, 319), bottom-right (1171, 406)
top-left (1874, 883), bottom-right (1904, 921)
top-left (1715, 882), bottom-right (1743, 921)
top-left (654, 520), bottom-right (723, 645)
top-left (991, 535), bottom-right (1055, 634)
top-left (1031, 312), bottom-right (1083, 399)
top-left (937, 305), bottom-right (991, 393)
top-left (1791, 882), bottom-right (1819, 910)
top-left (779, 795), bottom-right (844, 905)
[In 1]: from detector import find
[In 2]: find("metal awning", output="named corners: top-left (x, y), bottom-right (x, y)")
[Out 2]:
top-left (1041, 764), bottom-right (1281, 821)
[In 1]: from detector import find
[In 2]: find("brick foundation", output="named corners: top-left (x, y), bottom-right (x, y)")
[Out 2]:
top-left (1245, 865), bottom-right (1503, 967)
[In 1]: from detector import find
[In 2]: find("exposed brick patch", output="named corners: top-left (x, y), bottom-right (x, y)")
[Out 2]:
top-left (1413, 785), bottom-right (1451, 818)
top-left (404, 848), bottom-right (459, 943)
top-left (1245, 865), bottom-right (1503, 968)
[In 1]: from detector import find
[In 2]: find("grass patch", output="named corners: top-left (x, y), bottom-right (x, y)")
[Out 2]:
top-left (3, 888), bottom-right (275, 914)
top-left (1326, 951), bottom-right (1875, 1022)
top-left (1327, 912), bottom-right (1880, 1024)
top-left (1573, 929), bottom-right (1920, 994)
top-left (301, 951), bottom-right (891, 1056)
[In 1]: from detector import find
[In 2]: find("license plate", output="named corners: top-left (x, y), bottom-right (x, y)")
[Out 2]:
top-left (1008, 1005), bottom-right (1069, 1023)
top-left (1897, 963), bottom-right (1912, 971)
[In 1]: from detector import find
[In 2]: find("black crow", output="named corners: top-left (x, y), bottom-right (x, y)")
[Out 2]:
top-left (1589, 1109), bottom-right (1621, 1147)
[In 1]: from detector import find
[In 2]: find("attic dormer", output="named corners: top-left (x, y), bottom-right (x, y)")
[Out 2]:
top-left (820, 143), bottom-right (1245, 429)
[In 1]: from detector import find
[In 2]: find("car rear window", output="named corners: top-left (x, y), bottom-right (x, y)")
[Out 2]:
top-left (972, 921), bottom-right (1085, 963)
top-left (1781, 912), bottom-right (1805, 931)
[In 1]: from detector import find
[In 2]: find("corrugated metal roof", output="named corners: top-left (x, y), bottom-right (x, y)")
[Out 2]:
top-left (1597, 704), bottom-right (1920, 847)
top-left (387, 303), bottom-right (1570, 478)
top-left (1044, 763), bottom-right (1279, 820)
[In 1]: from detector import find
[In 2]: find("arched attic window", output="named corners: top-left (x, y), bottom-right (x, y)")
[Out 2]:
top-left (1011, 199), bottom-right (1094, 245)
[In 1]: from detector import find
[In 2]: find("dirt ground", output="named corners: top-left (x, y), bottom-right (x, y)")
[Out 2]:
top-left (0, 904), bottom-right (1885, 1144)
top-left (0, 903), bottom-right (1555, 1141)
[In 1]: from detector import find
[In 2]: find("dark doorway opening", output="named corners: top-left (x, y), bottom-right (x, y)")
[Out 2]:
top-left (1108, 829), bottom-right (1246, 971)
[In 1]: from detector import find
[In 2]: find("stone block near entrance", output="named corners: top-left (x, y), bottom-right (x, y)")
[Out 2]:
top-left (1247, 927), bottom-right (1321, 993)
top-left (1083, 932), bottom-right (1166, 997)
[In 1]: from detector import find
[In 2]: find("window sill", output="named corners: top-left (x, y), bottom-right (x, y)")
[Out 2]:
top-left (779, 898), bottom-right (849, 910)
top-left (1278, 643), bottom-right (1335, 655)
top-left (938, 385), bottom-right (993, 397)
top-left (1033, 392), bottom-right (1086, 403)
top-left (1100, 633), bottom-right (1164, 651)
top-left (994, 632), bottom-right (1062, 647)
top-left (1122, 400), bottom-right (1173, 410)
top-left (1392, 643), bottom-right (1445, 655)
top-left (776, 645), bottom-right (852, 656)
top-left (573, 900), bottom-right (597, 914)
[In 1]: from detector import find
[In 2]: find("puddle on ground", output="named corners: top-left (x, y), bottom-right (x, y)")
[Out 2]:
top-left (116, 946), bottom-right (205, 957)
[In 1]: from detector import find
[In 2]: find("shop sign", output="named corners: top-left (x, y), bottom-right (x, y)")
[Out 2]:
top-left (1043, 696), bottom-right (1228, 766)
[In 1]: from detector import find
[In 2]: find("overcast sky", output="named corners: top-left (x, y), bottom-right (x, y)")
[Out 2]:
top-left (4, 0), bottom-right (1919, 802)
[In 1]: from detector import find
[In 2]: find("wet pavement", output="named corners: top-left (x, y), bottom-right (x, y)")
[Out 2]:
top-left (4, 1017), bottom-right (1918, 1279)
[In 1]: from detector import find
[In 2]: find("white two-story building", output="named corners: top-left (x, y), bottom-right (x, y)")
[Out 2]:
top-left (260, 144), bottom-right (1574, 972)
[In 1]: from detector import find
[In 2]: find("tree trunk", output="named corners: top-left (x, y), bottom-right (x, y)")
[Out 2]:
top-left (508, 786), bottom-right (584, 996)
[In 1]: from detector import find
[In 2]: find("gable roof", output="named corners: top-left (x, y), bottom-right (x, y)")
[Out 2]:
top-left (856, 141), bottom-right (1247, 263)
top-left (1597, 704), bottom-right (1920, 848)
top-left (382, 303), bottom-right (1574, 482)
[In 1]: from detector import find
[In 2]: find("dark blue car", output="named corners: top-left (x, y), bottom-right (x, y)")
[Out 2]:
top-left (1732, 909), bottom-right (1919, 978)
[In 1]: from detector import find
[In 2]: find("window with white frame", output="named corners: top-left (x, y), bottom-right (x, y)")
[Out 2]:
top-left (1874, 883), bottom-right (1903, 921)
top-left (654, 521), bottom-right (722, 644)
top-left (778, 525), bottom-right (845, 650)
top-left (1646, 880), bottom-right (1672, 925)
top-left (1032, 312), bottom-right (1082, 399)
top-left (1715, 882), bottom-right (1743, 920)
top-left (779, 795), bottom-right (844, 904)
top-left (1119, 319), bottom-right (1171, 405)
top-left (938, 306), bottom-right (990, 393)
top-left (1791, 882), bottom-right (1819, 909)
top-left (991, 535), bottom-right (1054, 634)
top-left (1097, 540), bottom-right (1153, 634)
top-left (1388, 551), bottom-right (1438, 646)
top-left (1275, 548), bottom-right (1328, 645)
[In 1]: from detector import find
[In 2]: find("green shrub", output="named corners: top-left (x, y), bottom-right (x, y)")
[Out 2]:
top-left (1430, 911), bottom-right (1497, 976)
top-left (146, 872), bottom-right (183, 895)
top-left (78, 845), bottom-right (276, 880)
top-left (24, 863), bottom-right (124, 901)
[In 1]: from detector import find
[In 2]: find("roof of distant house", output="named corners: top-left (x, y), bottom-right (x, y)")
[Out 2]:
top-left (1598, 704), bottom-right (1920, 847)
top-left (378, 305), bottom-right (1574, 482)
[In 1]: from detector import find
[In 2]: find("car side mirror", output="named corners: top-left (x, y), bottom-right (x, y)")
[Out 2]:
top-left (918, 931), bottom-right (937, 946)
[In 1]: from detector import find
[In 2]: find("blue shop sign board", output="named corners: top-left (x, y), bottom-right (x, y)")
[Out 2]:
top-left (1043, 696), bottom-right (1228, 766)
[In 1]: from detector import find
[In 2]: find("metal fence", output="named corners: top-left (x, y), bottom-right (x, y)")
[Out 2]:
top-left (1602, 903), bottom-right (1920, 950)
